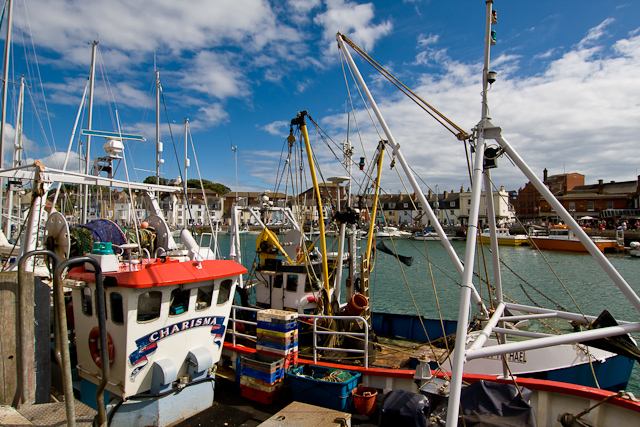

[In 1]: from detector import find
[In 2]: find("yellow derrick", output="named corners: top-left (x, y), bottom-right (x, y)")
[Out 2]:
top-left (256, 228), bottom-right (294, 266)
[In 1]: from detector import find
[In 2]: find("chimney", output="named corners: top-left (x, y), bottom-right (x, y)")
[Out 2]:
top-left (443, 190), bottom-right (448, 199)
top-left (598, 179), bottom-right (604, 194)
top-left (460, 186), bottom-right (464, 193)
top-left (543, 168), bottom-right (548, 182)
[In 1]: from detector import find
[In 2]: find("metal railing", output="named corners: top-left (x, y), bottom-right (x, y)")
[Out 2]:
top-left (228, 305), bottom-right (370, 368)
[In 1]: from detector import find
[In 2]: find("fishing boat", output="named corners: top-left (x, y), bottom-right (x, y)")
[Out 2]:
top-left (530, 224), bottom-right (620, 253)
top-left (479, 227), bottom-right (529, 245)
top-left (223, 3), bottom-right (640, 424)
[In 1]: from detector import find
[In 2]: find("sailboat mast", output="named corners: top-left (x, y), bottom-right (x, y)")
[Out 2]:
top-left (183, 118), bottom-right (188, 227)
top-left (5, 75), bottom-right (24, 235)
top-left (81, 41), bottom-right (98, 224)
top-left (155, 69), bottom-right (161, 187)
top-left (0, 0), bottom-right (13, 230)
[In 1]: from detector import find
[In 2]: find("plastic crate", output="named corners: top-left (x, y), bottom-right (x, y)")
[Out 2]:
top-left (287, 365), bottom-right (360, 412)
top-left (257, 334), bottom-right (298, 349)
top-left (241, 365), bottom-right (285, 384)
top-left (241, 353), bottom-right (285, 375)
top-left (257, 320), bottom-right (297, 333)
top-left (257, 327), bottom-right (299, 340)
top-left (240, 376), bottom-right (283, 393)
top-left (257, 309), bottom-right (298, 323)
top-left (240, 384), bottom-right (281, 404)
top-left (257, 343), bottom-right (298, 356)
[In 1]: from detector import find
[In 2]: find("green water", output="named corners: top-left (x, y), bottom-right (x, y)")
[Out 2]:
top-left (217, 234), bottom-right (640, 394)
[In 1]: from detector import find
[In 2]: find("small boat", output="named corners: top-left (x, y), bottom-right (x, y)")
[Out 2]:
top-left (530, 225), bottom-right (619, 253)
top-left (412, 229), bottom-right (453, 241)
top-left (630, 241), bottom-right (640, 257)
top-left (479, 227), bottom-right (529, 246)
top-left (374, 226), bottom-right (412, 239)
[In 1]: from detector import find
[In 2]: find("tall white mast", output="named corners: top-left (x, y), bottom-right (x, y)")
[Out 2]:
top-left (0, 0), bottom-right (14, 227)
top-left (5, 75), bottom-right (24, 236)
top-left (183, 118), bottom-right (189, 227)
top-left (155, 69), bottom-right (161, 189)
top-left (81, 41), bottom-right (98, 224)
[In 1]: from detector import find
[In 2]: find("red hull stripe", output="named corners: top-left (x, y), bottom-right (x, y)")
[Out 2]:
top-left (223, 342), bottom-right (640, 413)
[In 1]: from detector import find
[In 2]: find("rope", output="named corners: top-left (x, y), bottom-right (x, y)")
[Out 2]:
top-left (338, 33), bottom-right (469, 141)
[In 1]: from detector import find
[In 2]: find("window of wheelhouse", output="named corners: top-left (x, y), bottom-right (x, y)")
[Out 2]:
top-left (217, 279), bottom-right (233, 305)
top-left (273, 274), bottom-right (283, 289)
top-left (196, 285), bottom-right (214, 311)
top-left (137, 291), bottom-right (162, 322)
top-left (169, 288), bottom-right (190, 316)
top-left (110, 292), bottom-right (124, 324)
top-left (81, 287), bottom-right (93, 316)
top-left (286, 274), bottom-right (298, 292)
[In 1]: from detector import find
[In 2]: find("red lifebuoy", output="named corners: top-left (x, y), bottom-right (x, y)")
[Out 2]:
top-left (296, 246), bottom-right (303, 262)
top-left (88, 326), bottom-right (115, 368)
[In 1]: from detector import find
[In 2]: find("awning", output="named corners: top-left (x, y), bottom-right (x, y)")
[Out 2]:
top-left (599, 209), bottom-right (640, 218)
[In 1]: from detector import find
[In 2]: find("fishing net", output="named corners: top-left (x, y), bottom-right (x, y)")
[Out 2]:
top-left (69, 219), bottom-right (128, 257)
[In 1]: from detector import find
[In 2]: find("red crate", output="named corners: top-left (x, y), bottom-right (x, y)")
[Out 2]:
top-left (240, 384), bottom-right (281, 404)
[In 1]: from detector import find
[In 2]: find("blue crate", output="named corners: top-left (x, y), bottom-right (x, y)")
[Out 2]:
top-left (287, 365), bottom-right (360, 412)
top-left (241, 365), bottom-right (285, 384)
top-left (257, 320), bottom-right (297, 333)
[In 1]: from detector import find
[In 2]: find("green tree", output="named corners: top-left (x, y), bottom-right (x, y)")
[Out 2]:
top-left (143, 176), bottom-right (169, 185)
top-left (186, 179), bottom-right (230, 194)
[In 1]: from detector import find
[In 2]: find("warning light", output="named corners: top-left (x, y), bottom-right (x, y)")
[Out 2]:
top-left (490, 30), bottom-right (497, 46)
top-left (359, 157), bottom-right (365, 171)
top-left (492, 10), bottom-right (497, 25)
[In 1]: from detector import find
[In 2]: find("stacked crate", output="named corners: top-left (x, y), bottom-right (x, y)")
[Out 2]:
top-left (256, 309), bottom-right (299, 369)
top-left (239, 309), bottom-right (299, 404)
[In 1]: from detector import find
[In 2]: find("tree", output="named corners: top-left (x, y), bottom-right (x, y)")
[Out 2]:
top-left (143, 176), bottom-right (169, 185)
top-left (186, 179), bottom-right (230, 195)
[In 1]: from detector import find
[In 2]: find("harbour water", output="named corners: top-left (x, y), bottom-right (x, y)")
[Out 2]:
top-left (216, 233), bottom-right (639, 395)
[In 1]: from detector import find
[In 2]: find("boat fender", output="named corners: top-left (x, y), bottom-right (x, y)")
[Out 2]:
top-left (88, 326), bottom-right (115, 368)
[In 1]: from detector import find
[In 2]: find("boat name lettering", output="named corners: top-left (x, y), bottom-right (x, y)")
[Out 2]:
top-left (128, 316), bottom-right (226, 380)
top-left (485, 351), bottom-right (527, 363)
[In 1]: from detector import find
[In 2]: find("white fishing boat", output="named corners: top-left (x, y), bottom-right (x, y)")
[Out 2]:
top-left (413, 228), bottom-right (453, 241)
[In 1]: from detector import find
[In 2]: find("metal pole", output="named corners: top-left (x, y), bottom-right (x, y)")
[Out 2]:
top-left (5, 75), bottom-right (23, 235)
top-left (183, 118), bottom-right (188, 227)
top-left (82, 41), bottom-right (98, 224)
top-left (0, 0), bottom-right (14, 225)
top-left (445, 3), bottom-right (493, 425)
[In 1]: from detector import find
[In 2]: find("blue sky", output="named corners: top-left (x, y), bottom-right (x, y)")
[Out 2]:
top-left (4, 0), bottom-right (640, 196)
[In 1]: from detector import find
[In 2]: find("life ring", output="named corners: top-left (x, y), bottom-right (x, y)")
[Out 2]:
top-left (88, 327), bottom-right (115, 368)
top-left (296, 246), bottom-right (303, 262)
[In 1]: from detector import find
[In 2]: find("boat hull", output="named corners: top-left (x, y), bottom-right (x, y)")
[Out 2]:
top-left (479, 235), bottom-right (529, 246)
top-left (530, 237), bottom-right (618, 253)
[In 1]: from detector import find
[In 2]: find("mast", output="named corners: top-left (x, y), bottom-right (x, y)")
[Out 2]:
top-left (81, 41), bottom-right (98, 224)
top-left (155, 69), bottom-right (162, 193)
top-left (5, 75), bottom-right (24, 235)
top-left (0, 0), bottom-right (13, 228)
top-left (183, 118), bottom-right (189, 228)
top-left (294, 111), bottom-right (332, 315)
top-left (445, 3), bottom-right (495, 425)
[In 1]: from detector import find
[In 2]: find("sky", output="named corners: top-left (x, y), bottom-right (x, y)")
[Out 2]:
top-left (3, 0), bottom-right (640, 197)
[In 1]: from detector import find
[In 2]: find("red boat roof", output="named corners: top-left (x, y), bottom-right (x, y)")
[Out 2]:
top-left (66, 259), bottom-right (247, 288)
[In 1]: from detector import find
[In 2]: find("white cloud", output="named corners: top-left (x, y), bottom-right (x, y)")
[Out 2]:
top-left (262, 121), bottom-right (289, 137)
top-left (314, 0), bottom-right (393, 53)
top-left (311, 20), bottom-right (640, 194)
